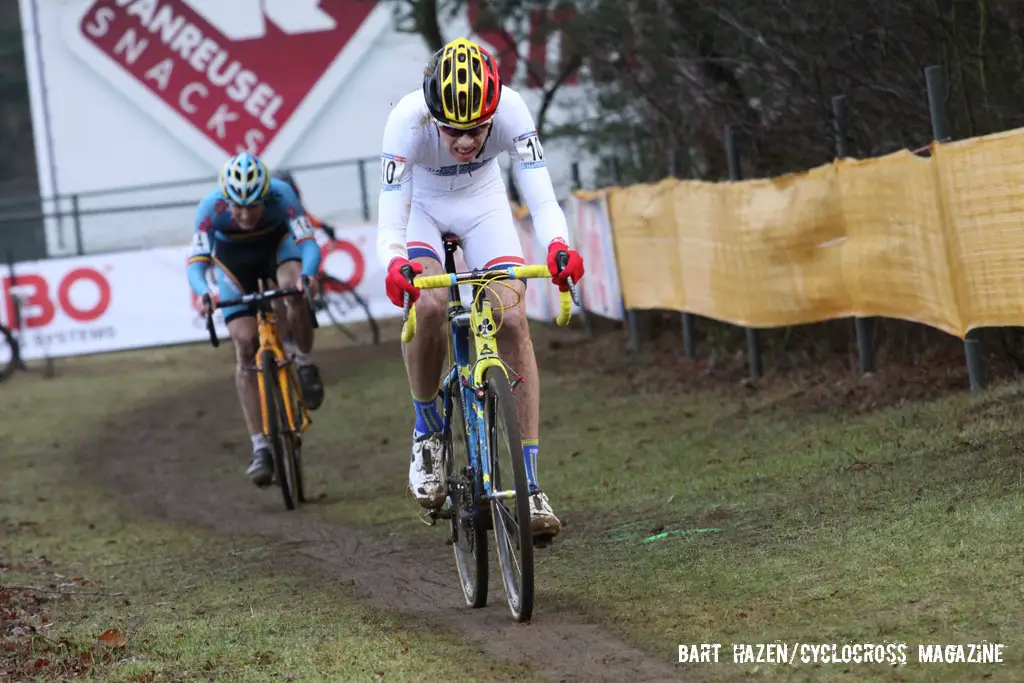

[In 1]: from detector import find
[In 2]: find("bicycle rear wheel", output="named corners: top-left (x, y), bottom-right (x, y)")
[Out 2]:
top-left (446, 383), bottom-right (488, 608)
top-left (261, 350), bottom-right (299, 510)
top-left (0, 324), bottom-right (18, 383)
top-left (483, 366), bottom-right (534, 622)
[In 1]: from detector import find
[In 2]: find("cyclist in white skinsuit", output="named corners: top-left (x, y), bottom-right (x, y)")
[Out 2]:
top-left (378, 37), bottom-right (586, 540)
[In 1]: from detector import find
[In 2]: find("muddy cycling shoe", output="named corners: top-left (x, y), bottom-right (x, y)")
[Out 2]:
top-left (529, 492), bottom-right (562, 538)
top-left (246, 448), bottom-right (274, 488)
top-left (409, 433), bottom-right (446, 509)
top-left (297, 364), bottom-right (324, 410)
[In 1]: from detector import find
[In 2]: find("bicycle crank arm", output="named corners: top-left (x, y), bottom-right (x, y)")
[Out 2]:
top-left (427, 507), bottom-right (453, 521)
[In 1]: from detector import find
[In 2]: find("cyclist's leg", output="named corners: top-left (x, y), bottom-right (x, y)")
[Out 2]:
top-left (275, 235), bottom-right (324, 410)
top-left (460, 193), bottom-right (561, 536)
top-left (213, 254), bottom-right (274, 487)
top-left (404, 203), bottom-right (448, 508)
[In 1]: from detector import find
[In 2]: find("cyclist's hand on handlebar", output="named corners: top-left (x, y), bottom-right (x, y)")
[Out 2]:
top-left (195, 292), bottom-right (213, 317)
top-left (298, 274), bottom-right (320, 297)
top-left (385, 257), bottom-right (422, 307)
top-left (546, 239), bottom-right (585, 292)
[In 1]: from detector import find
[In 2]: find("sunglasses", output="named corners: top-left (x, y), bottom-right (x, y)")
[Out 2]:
top-left (229, 199), bottom-right (264, 209)
top-left (436, 121), bottom-right (492, 138)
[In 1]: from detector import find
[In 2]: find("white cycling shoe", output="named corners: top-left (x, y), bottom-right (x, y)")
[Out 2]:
top-left (409, 433), bottom-right (446, 508)
top-left (529, 491), bottom-right (562, 537)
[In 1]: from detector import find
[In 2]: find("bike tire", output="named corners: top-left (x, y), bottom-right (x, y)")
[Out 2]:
top-left (483, 366), bottom-right (534, 623)
top-left (275, 365), bottom-right (303, 510)
top-left (261, 350), bottom-right (297, 511)
top-left (446, 383), bottom-right (488, 608)
top-left (0, 324), bottom-right (19, 383)
top-left (286, 365), bottom-right (306, 504)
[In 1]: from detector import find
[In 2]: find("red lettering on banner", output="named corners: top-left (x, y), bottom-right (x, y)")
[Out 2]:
top-left (319, 238), bottom-right (364, 291)
top-left (2, 268), bottom-right (112, 329)
top-left (59, 269), bottom-right (112, 322)
top-left (5, 274), bottom-right (54, 328)
top-left (77, 0), bottom-right (376, 156)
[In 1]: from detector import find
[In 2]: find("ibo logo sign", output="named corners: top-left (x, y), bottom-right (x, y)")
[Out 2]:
top-left (66, 0), bottom-right (387, 165)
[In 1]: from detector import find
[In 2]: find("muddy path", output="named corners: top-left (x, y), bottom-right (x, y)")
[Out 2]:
top-left (82, 340), bottom-right (687, 683)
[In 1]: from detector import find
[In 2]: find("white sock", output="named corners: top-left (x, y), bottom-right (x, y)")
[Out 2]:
top-left (251, 434), bottom-right (268, 453)
top-left (284, 339), bottom-right (313, 366)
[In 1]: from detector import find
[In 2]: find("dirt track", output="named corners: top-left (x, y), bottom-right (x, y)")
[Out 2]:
top-left (83, 340), bottom-right (687, 683)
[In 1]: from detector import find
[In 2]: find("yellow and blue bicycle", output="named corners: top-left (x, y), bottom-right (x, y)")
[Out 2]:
top-left (400, 234), bottom-right (578, 623)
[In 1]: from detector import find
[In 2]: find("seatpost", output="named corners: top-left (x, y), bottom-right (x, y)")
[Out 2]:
top-left (444, 238), bottom-right (458, 274)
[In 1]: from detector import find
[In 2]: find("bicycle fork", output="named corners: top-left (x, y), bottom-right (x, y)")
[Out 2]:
top-left (253, 352), bottom-right (307, 444)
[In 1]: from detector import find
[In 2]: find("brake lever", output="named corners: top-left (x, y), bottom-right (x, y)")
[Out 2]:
top-left (556, 250), bottom-right (582, 308)
top-left (203, 293), bottom-right (219, 348)
top-left (400, 264), bottom-right (414, 321)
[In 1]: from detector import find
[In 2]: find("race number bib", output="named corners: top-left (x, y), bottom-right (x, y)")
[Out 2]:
top-left (381, 153), bottom-right (407, 188)
top-left (289, 215), bottom-right (314, 241)
top-left (190, 231), bottom-right (211, 256)
top-left (514, 131), bottom-right (545, 168)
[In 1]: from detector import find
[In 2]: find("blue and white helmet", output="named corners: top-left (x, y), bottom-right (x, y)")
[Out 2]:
top-left (219, 152), bottom-right (270, 206)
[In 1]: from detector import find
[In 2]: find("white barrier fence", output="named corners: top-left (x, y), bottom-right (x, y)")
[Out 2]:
top-left (0, 195), bottom-right (624, 361)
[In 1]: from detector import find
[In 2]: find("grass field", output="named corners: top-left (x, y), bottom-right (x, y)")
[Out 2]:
top-left (0, 342), bottom-right (538, 683)
top-left (3, 323), bottom-right (1023, 681)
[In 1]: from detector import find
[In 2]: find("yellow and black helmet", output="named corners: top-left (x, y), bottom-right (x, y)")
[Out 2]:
top-left (423, 37), bottom-right (502, 129)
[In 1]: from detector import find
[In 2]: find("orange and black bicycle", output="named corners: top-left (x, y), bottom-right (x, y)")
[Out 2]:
top-left (203, 278), bottom-right (318, 511)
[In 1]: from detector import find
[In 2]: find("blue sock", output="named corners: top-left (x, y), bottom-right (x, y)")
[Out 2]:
top-left (413, 393), bottom-right (442, 438)
top-left (523, 439), bottom-right (539, 492)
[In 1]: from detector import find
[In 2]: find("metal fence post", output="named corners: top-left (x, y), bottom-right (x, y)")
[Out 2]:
top-left (611, 157), bottom-right (641, 351)
top-left (5, 249), bottom-right (27, 371)
top-left (669, 149), bottom-right (697, 359)
top-left (357, 159), bottom-right (370, 222)
top-left (724, 123), bottom-right (762, 380)
top-left (925, 65), bottom-right (985, 392)
top-left (71, 194), bottom-right (84, 255)
top-left (832, 95), bottom-right (875, 374)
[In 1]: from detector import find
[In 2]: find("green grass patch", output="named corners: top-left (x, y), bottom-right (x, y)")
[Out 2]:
top-left (302, 330), bottom-right (1024, 682)
top-left (0, 343), bottom-right (538, 683)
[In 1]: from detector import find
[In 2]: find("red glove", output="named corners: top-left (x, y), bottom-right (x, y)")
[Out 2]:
top-left (546, 239), bottom-right (584, 292)
top-left (385, 257), bottom-right (423, 308)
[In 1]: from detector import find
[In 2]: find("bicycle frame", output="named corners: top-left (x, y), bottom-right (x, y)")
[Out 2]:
top-left (436, 241), bottom-right (510, 511)
top-left (407, 239), bottom-right (576, 511)
top-left (252, 288), bottom-right (311, 438)
top-left (204, 280), bottom-right (313, 436)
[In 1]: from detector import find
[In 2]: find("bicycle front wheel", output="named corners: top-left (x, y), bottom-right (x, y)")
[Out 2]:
top-left (261, 350), bottom-right (299, 510)
top-left (483, 366), bottom-right (534, 623)
top-left (283, 365), bottom-right (306, 504)
top-left (0, 324), bottom-right (18, 383)
top-left (446, 383), bottom-right (488, 608)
